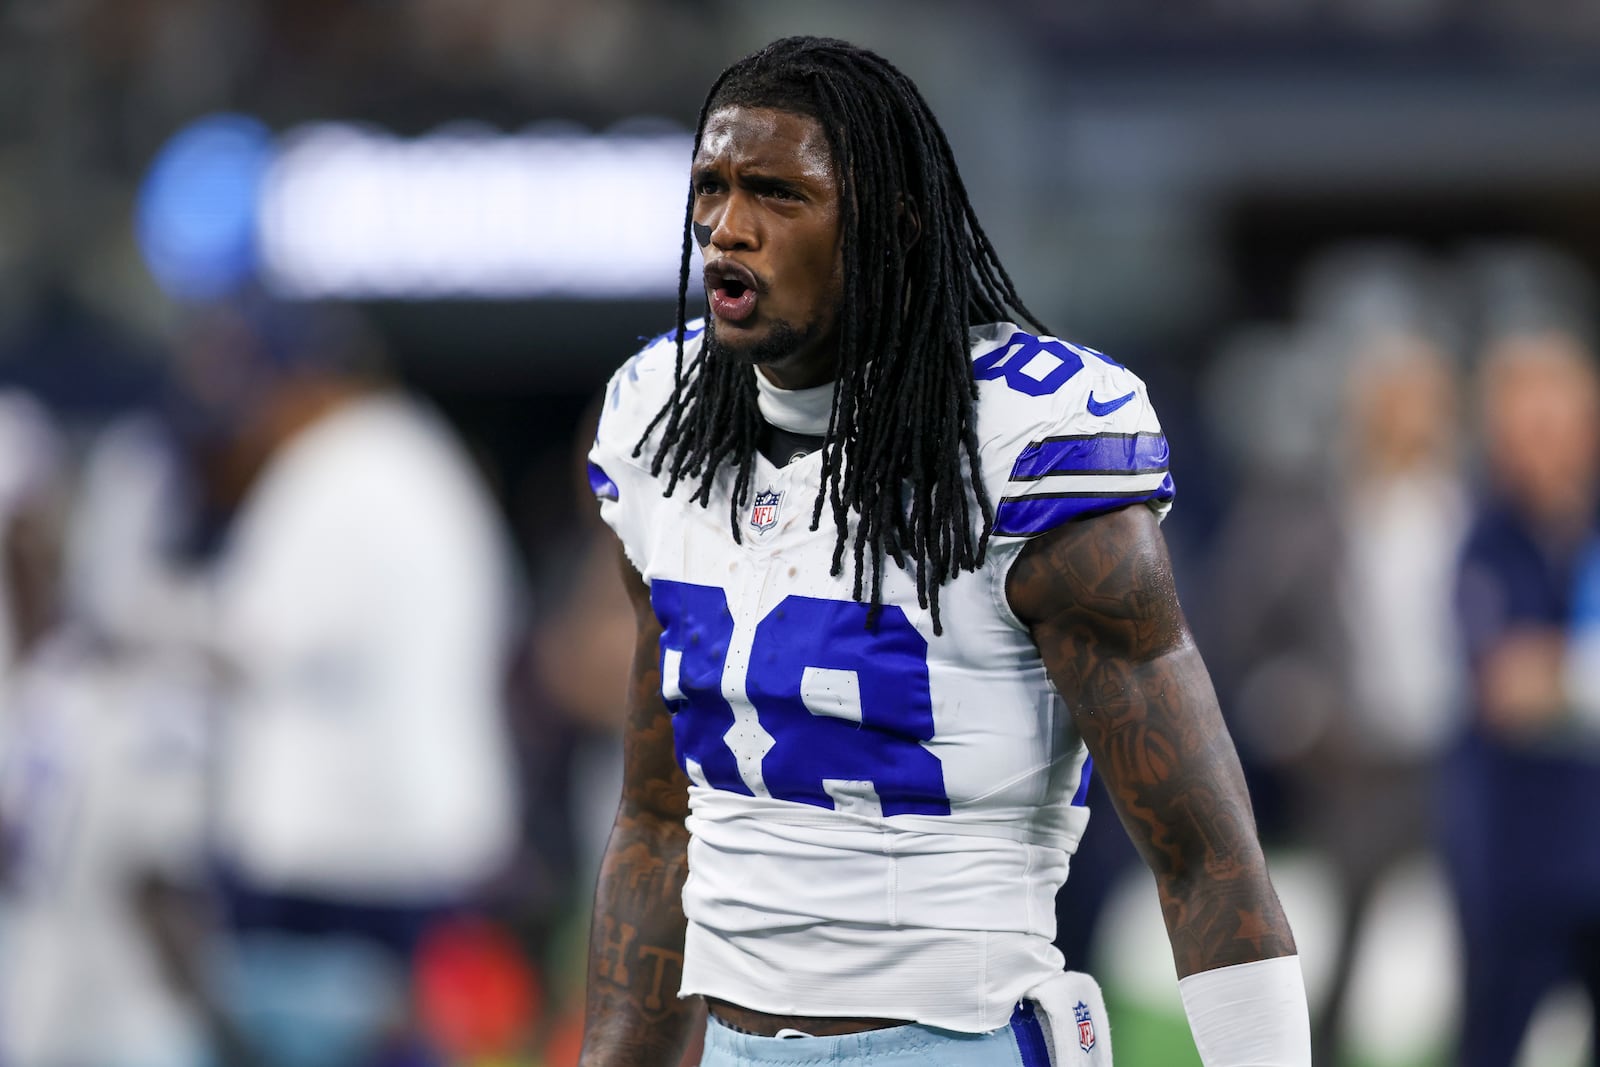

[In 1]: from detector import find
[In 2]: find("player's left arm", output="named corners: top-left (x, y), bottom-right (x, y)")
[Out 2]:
top-left (1008, 503), bottom-right (1310, 1063)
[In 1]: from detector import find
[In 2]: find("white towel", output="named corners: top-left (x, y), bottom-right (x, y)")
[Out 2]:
top-left (1025, 970), bottom-right (1114, 1066)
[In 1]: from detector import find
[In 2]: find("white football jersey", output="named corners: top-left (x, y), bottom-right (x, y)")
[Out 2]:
top-left (588, 320), bottom-right (1173, 1032)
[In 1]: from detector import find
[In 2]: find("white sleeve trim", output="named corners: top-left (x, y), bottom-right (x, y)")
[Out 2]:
top-left (1177, 955), bottom-right (1312, 1067)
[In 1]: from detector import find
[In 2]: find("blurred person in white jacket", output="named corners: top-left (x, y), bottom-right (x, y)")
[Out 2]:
top-left (1202, 247), bottom-right (1469, 1064)
top-left (172, 301), bottom-right (520, 1067)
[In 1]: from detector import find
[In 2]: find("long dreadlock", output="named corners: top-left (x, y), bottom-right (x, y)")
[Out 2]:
top-left (634, 36), bottom-right (1048, 633)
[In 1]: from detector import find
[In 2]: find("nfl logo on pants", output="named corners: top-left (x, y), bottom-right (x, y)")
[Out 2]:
top-left (750, 488), bottom-right (782, 533)
top-left (1075, 1000), bottom-right (1096, 1052)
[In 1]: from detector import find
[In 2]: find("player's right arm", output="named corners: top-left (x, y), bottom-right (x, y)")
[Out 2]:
top-left (578, 544), bottom-right (698, 1066)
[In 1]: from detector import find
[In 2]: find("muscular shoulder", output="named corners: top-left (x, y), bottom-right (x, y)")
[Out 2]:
top-left (968, 323), bottom-right (1174, 541)
top-left (587, 322), bottom-right (706, 570)
top-left (592, 320), bottom-right (707, 473)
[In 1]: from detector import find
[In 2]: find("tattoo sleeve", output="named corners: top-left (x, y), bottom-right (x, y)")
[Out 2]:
top-left (578, 546), bottom-right (701, 1066)
top-left (1007, 505), bottom-right (1296, 977)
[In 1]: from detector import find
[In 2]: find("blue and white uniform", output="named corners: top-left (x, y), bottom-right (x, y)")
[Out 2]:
top-left (589, 321), bottom-right (1172, 1035)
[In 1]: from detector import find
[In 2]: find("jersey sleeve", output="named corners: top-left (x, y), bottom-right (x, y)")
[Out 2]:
top-left (972, 326), bottom-right (1175, 543)
top-left (586, 322), bottom-right (703, 574)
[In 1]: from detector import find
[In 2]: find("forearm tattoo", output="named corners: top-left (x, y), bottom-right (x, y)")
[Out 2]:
top-left (579, 555), bottom-right (699, 1065)
top-left (1008, 506), bottom-right (1296, 976)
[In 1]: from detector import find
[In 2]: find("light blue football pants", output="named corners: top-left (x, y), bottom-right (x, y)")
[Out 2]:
top-left (700, 1002), bottom-right (1053, 1067)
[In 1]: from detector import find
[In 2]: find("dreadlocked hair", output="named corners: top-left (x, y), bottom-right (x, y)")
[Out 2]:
top-left (634, 35), bottom-right (1048, 634)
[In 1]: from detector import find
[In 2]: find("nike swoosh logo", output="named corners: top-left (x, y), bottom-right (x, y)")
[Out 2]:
top-left (1086, 389), bottom-right (1136, 416)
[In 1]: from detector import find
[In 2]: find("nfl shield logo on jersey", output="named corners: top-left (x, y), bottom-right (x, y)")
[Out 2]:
top-left (750, 487), bottom-right (783, 533)
top-left (1074, 1000), bottom-right (1096, 1052)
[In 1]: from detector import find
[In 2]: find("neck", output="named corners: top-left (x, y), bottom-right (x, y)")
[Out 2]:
top-left (754, 368), bottom-right (835, 435)
top-left (212, 376), bottom-right (372, 510)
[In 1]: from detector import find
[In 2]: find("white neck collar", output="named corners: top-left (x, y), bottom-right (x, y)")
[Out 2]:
top-left (754, 369), bottom-right (835, 436)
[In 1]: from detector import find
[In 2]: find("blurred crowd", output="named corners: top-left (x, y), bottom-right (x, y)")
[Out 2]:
top-left (4, 2), bottom-right (1600, 1067)
top-left (0, 298), bottom-right (569, 1067)
top-left (1045, 241), bottom-right (1600, 1067)
top-left (1199, 243), bottom-right (1600, 1064)
top-left (0, 286), bottom-right (687, 1066)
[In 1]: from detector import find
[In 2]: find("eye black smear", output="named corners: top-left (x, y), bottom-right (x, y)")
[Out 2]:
top-left (692, 221), bottom-right (713, 248)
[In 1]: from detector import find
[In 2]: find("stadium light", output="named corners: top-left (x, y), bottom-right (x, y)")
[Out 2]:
top-left (256, 122), bottom-right (694, 300)
top-left (136, 114), bottom-right (276, 302)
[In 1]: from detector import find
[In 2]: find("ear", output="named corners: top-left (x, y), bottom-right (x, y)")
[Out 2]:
top-left (897, 196), bottom-right (921, 252)
top-left (897, 197), bottom-right (923, 319)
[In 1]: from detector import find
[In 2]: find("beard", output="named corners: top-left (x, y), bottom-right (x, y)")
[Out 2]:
top-left (704, 315), bottom-right (824, 368)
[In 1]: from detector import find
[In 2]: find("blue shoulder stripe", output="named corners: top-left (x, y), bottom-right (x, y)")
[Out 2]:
top-left (588, 460), bottom-right (619, 502)
top-left (993, 476), bottom-right (1175, 536)
top-left (1010, 432), bottom-right (1168, 481)
top-left (637, 318), bottom-right (706, 352)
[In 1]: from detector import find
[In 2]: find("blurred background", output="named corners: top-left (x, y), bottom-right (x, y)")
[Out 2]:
top-left (2, 1), bottom-right (1600, 1065)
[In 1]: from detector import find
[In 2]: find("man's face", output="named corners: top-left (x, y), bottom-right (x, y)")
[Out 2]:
top-left (692, 106), bottom-right (844, 390)
top-left (1481, 330), bottom-right (1600, 521)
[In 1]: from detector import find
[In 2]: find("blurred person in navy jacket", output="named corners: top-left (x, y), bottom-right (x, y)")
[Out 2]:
top-left (1449, 289), bottom-right (1600, 1064)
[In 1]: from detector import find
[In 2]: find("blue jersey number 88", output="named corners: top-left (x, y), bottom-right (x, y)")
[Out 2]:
top-left (651, 580), bottom-right (950, 817)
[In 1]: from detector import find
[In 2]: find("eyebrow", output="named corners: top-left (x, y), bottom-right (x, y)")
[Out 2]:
top-left (691, 165), bottom-right (807, 192)
top-left (744, 174), bottom-right (802, 193)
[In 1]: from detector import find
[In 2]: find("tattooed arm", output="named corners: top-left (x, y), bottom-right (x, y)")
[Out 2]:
top-left (1007, 504), bottom-right (1295, 978)
top-left (578, 547), bottom-right (700, 1066)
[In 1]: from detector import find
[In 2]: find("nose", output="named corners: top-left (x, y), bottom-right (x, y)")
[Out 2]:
top-left (707, 192), bottom-right (757, 252)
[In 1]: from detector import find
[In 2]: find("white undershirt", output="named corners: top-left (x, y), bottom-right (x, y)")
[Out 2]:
top-left (754, 369), bottom-right (836, 435)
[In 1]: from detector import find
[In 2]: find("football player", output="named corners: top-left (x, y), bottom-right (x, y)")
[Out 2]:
top-left (582, 36), bottom-right (1310, 1066)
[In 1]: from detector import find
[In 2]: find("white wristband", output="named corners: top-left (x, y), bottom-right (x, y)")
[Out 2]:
top-left (1177, 955), bottom-right (1311, 1067)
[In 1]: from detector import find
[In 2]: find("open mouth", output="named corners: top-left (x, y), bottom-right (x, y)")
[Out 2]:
top-left (707, 267), bottom-right (759, 324)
